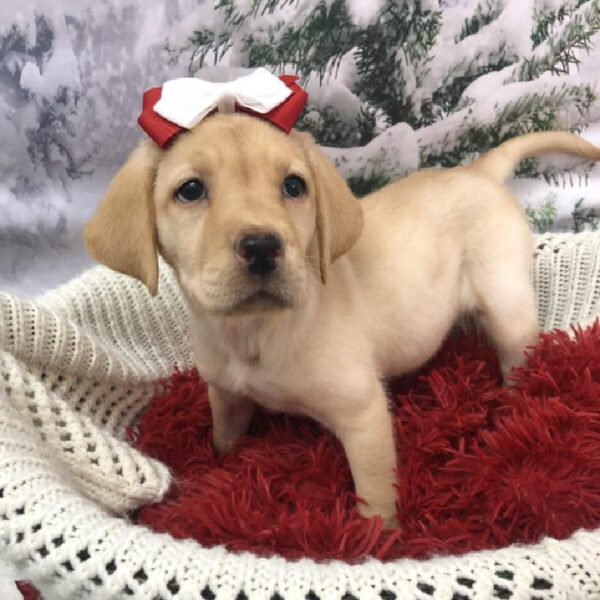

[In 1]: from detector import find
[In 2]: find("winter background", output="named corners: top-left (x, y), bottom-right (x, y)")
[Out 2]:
top-left (0, 0), bottom-right (599, 595)
top-left (0, 0), bottom-right (599, 301)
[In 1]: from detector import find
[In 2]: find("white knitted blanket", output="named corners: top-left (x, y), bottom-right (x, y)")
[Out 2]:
top-left (1, 232), bottom-right (599, 600)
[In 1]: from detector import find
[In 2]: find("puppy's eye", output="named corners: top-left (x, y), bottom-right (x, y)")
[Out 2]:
top-left (175, 179), bottom-right (206, 203)
top-left (282, 175), bottom-right (306, 199)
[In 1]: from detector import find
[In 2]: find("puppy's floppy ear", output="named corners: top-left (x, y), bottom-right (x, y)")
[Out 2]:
top-left (84, 141), bottom-right (160, 295)
top-left (296, 132), bottom-right (363, 284)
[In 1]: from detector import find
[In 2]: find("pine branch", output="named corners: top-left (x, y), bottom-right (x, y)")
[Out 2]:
top-left (295, 105), bottom-right (362, 147)
top-left (517, 158), bottom-right (594, 185)
top-left (531, 0), bottom-right (589, 46)
top-left (420, 82), bottom-right (597, 169)
top-left (185, 0), bottom-right (250, 72)
top-left (253, 0), bottom-right (299, 16)
top-left (454, 0), bottom-right (502, 43)
top-left (526, 194), bottom-right (558, 233)
top-left (243, 29), bottom-right (284, 67)
top-left (515, 0), bottom-right (600, 81)
top-left (218, 0), bottom-right (360, 82)
top-left (354, 0), bottom-right (441, 128)
top-left (426, 50), bottom-right (514, 120)
top-left (416, 3), bottom-right (528, 125)
top-left (275, 0), bottom-right (358, 81)
top-left (347, 170), bottom-right (392, 197)
top-left (572, 197), bottom-right (599, 232)
top-left (185, 0), bottom-right (293, 74)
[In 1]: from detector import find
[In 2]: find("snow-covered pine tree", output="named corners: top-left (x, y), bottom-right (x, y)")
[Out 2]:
top-left (173, 0), bottom-right (600, 231)
top-left (0, 1), bottom-right (193, 290)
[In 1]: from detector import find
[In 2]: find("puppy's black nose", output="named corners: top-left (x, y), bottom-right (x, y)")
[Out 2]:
top-left (237, 233), bottom-right (282, 276)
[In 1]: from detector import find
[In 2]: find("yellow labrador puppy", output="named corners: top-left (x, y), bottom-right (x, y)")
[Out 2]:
top-left (85, 117), bottom-right (600, 527)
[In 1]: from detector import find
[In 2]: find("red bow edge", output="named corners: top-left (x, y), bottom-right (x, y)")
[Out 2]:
top-left (137, 75), bottom-right (308, 149)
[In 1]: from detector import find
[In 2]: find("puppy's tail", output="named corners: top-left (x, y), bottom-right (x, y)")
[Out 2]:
top-left (469, 131), bottom-right (600, 184)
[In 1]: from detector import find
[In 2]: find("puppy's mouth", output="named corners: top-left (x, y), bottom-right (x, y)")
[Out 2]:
top-left (221, 289), bottom-right (292, 316)
top-left (180, 262), bottom-right (305, 317)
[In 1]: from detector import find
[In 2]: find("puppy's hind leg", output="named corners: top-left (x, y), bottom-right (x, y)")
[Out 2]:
top-left (478, 288), bottom-right (538, 382)
top-left (470, 228), bottom-right (539, 383)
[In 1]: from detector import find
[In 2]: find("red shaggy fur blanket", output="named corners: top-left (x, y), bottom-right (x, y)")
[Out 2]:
top-left (131, 323), bottom-right (600, 562)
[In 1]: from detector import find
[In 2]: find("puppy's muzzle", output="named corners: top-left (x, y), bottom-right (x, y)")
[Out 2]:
top-left (236, 232), bottom-right (283, 277)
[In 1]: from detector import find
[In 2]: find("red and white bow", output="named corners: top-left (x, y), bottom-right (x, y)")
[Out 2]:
top-left (138, 68), bottom-right (308, 148)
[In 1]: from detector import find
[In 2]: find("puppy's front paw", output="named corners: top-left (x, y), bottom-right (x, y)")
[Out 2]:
top-left (382, 514), bottom-right (401, 530)
top-left (212, 434), bottom-right (237, 456)
top-left (358, 503), bottom-right (400, 530)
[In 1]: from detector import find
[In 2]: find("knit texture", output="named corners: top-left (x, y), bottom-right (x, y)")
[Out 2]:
top-left (0, 232), bottom-right (599, 600)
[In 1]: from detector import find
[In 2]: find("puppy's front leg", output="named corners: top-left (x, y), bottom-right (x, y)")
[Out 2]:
top-left (335, 382), bottom-right (399, 528)
top-left (208, 385), bottom-right (255, 455)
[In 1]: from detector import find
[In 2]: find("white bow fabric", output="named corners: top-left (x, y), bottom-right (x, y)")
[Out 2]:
top-left (153, 68), bottom-right (292, 129)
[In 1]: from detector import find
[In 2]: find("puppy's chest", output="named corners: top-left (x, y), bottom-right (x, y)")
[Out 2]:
top-left (193, 327), bottom-right (310, 413)
top-left (220, 359), bottom-right (284, 405)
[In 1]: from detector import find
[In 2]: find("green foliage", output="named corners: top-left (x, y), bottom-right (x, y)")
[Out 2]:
top-left (427, 52), bottom-right (513, 120)
top-left (189, 0), bottom-right (359, 80)
top-left (295, 105), bottom-right (361, 147)
top-left (531, 0), bottom-right (590, 46)
top-left (244, 31), bottom-right (282, 67)
top-left (355, 105), bottom-right (380, 146)
top-left (347, 170), bottom-right (392, 197)
top-left (421, 83), bottom-right (597, 170)
top-left (517, 0), bottom-right (600, 81)
top-left (455, 0), bottom-right (502, 43)
top-left (572, 198), bottom-right (599, 232)
top-left (295, 103), bottom-right (381, 148)
top-left (536, 162), bottom-right (594, 187)
top-left (526, 195), bottom-right (558, 233)
top-left (271, 0), bottom-right (357, 80)
top-left (186, 0), bottom-right (245, 68)
top-left (354, 1), bottom-right (441, 127)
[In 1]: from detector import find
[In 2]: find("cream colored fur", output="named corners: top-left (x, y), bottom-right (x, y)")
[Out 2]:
top-left (85, 119), bottom-right (600, 527)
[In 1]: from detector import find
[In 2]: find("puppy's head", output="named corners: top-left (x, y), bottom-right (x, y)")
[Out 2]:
top-left (84, 114), bottom-right (363, 315)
